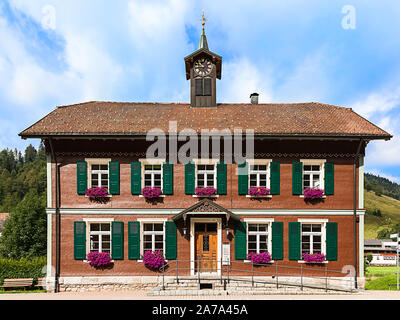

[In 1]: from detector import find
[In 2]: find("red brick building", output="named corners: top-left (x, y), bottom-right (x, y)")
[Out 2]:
top-left (20, 28), bottom-right (391, 292)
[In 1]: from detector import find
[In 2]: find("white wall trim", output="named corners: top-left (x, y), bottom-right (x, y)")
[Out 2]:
top-left (47, 212), bottom-right (52, 277)
top-left (359, 156), bottom-right (364, 209)
top-left (359, 214), bottom-right (365, 276)
top-left (46, 154), bottom-right (52, 208)
top-left (45, 208), bottom-right (366, 216)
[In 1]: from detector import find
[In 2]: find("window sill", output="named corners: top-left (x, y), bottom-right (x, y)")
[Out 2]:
top-left (139, 195), bottom-right (166, 198)
top-left (244, 260), bottom-right (274, 264)
top-left (83, 259), bottom-right (115, 263)
top-left (192, 195), bottom-right (219, 198)
top-left (246, 195), bottom-right (272, 199)
top-left (299, 195), bottom-right (326, 199)
top-left (84, 194), bottom-right (112, 198)
top-left (297, 260), bottom-right (328, 264)
top-left (137, 260), bottom-right (168, 263)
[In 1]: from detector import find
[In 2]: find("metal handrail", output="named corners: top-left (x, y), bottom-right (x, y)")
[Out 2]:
top-left (159, 259), bottom-right (356, 292)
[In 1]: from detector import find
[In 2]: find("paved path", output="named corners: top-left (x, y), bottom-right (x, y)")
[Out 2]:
top-left (1, 290), bottom-right (400, 300)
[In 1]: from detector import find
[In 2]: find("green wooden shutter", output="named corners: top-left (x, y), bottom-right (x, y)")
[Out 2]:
top-left (165, 221), bottom-right (177, 260)
top-left (128, 222), bottom-right (140, 259)
top-left (271, 222), bottom-right (283, 260)
top-left (76, 161), bottom-right (87, 195)
top-left (163, 162), bottom-right (173, 195)
top-left (289, 222), bottom-right (301, 260)
top-left (74, 221), bottom-right (86, 260)
top-left (292, 162), bottom-right (303, 195)
top-left (324, 163), bottom-right (334, 195)
top-left (131, 162), bottom-right (141, 195)
top-left (185, 162), bottom-right (195, 195)
top-left (270, 162), bottom-right (280, 195)
top-left (326, 222), bottom-right (338, 261)
top-left (217, 162), bottom-right (227, 195)
top-left (238, 162), bottom-right (248, 195)
top-left (234, 221), bottom-right (247, 260)
top-left (111, 221), bottom-right (124, 260)
top-left (109, 162), bottom-right (120, 195)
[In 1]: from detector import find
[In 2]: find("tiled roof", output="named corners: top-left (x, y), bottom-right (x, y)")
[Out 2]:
top-left (19, 101), bottom-right (391, 139)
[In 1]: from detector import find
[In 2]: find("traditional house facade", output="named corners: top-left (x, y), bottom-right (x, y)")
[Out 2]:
top-left (20, 27), bottom-right (391, 292)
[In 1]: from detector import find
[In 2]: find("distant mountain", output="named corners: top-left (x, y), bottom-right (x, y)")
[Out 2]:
top-left (365, 173), bottom-right (400, 200)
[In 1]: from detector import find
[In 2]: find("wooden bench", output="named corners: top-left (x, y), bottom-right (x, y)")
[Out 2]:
top-left (0, 278), bottom-right (34, 291)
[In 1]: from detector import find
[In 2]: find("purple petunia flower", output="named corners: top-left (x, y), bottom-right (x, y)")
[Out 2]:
top-left (246, 251), bottom-right (272, 264)
top-left (195, 187), bottom-right (217, 197)
top-left (142, 187), bottom-right (162, 199)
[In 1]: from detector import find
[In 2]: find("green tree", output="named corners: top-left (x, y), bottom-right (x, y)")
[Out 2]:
top-left (0, 191), bottom-right (47, 258)
top-left (24, 144), bottom-right (37, 163)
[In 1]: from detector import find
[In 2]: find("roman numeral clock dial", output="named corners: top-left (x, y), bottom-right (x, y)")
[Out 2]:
top-left (194, 58), bottom-right (212, 76)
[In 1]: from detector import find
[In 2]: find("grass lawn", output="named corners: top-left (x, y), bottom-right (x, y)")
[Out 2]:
top-left (365, 275), bottom-right (400, 290)
top-left (0, 289), bottom-right (46, 294)
top-left (366, 266), bottom-right (398, 276)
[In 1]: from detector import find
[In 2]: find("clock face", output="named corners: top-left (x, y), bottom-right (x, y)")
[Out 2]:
top-left (194, 58), bottom-right (212, 76)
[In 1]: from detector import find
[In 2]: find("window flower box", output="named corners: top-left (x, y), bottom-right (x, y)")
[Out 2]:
top-left (248, 187), bottom-right (271, 198)
top-left (246, 252), bottom-right (272, 265)
top-left (195, 187), bottom-right (217, 197)
top-left (302, 253), bottom-right (326, 263)
top-left (142, 250), bottom-right (166, 271)
top-left (142, 187), bottom-right (162, 199)
top-left (303, 187), bottom-right (324, 200)
top-left (85, 187), bottom-right (110, 202)
top-left (87, 251), bottom-right (113, 268)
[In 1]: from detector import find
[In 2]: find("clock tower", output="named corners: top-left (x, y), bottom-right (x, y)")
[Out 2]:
top-left (184, 19), bottom-right (222, 108)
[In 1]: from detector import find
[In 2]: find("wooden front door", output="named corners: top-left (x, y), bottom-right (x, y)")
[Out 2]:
top-left (195, 223), bottom-right (218, 273)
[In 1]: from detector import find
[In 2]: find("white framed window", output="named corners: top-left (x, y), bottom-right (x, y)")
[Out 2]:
top-left (85, 158), bottom-right (111, 189)
top-left (300, 159), bottom-right (326, 193)
top-left (89, 222), bottom-right (111, 254)
top-left (247, 223), bottom-right (269, 254)
top-left (298, 219), bottom-right (327, 257)
top-left (143, 222), bottom-right (165, 252)
top-left (143, 164), bottom-right (162, 189)
top-left (196, 164), bottom-right (216, 188)
top-left (249, 164), bottom-right (269, 188)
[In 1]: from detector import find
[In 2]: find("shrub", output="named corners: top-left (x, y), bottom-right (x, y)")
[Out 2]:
top-left (0, 257), bottom-right (46, 285)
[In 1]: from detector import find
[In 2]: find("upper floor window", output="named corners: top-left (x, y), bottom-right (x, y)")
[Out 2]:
top-left (249, 164), bottom-right (269, 188)
top-left (91, 164), bottom-right (109, 189)
top-left (303, 165), bottom-right (321, 190)
top-left (144, 164), bottom-right (162, 189)
top-left (197, 164), bottom-right (216, 188)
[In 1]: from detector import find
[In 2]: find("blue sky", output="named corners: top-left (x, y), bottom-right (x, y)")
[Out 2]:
top-left (0, 0), bottom-right (400, 181)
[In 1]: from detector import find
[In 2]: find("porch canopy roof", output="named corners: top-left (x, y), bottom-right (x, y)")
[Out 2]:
top-left (172, 198), bottom-right (240, 222)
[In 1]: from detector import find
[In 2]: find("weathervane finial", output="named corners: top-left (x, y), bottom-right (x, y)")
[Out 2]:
top-left (201, 10), bottom-right (207, 28)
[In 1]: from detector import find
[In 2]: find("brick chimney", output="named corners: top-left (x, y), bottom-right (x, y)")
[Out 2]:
top-left (250, 93), bottom-right (259, 104)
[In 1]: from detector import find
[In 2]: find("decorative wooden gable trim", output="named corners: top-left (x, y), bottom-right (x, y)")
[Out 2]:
top-left (172, 198), bottom-right (240, 222)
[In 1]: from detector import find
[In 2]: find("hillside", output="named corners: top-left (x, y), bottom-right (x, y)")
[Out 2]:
top-left (364, 190), bottom-right (400, 239)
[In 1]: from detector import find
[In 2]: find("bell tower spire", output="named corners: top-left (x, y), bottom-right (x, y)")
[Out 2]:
top-left (184, 11), bottom-right (222, 108)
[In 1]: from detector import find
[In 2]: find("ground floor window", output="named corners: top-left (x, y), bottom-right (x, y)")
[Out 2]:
top-left (301, 223), bottom-right (322, 255)
top-left (247, 223), bottom-right (269, 254)
top-left (89, 222), bottom-right (111, 253)
top-left (143, 223), bottom-right (164, 252)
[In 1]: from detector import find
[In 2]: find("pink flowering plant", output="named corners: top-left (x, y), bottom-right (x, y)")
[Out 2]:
top-left (85, 187), bottom-right (109, 201)
top-left (302, 253), bottom-right (326, 263)
top-left (248, 187), bottom-right (270, 197)
top-left (87, 251), bottom-right (112, 268)
top-left (142, 187), bottom-right (162, 199)
top-left (142, 250), bottom-right (166, 270)
top-left (246, 251), bottom-right (272, 264)
top-left (195, 187), bottom-right (217, 197)
top-left (303, 187), bottom-right (324, 200)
